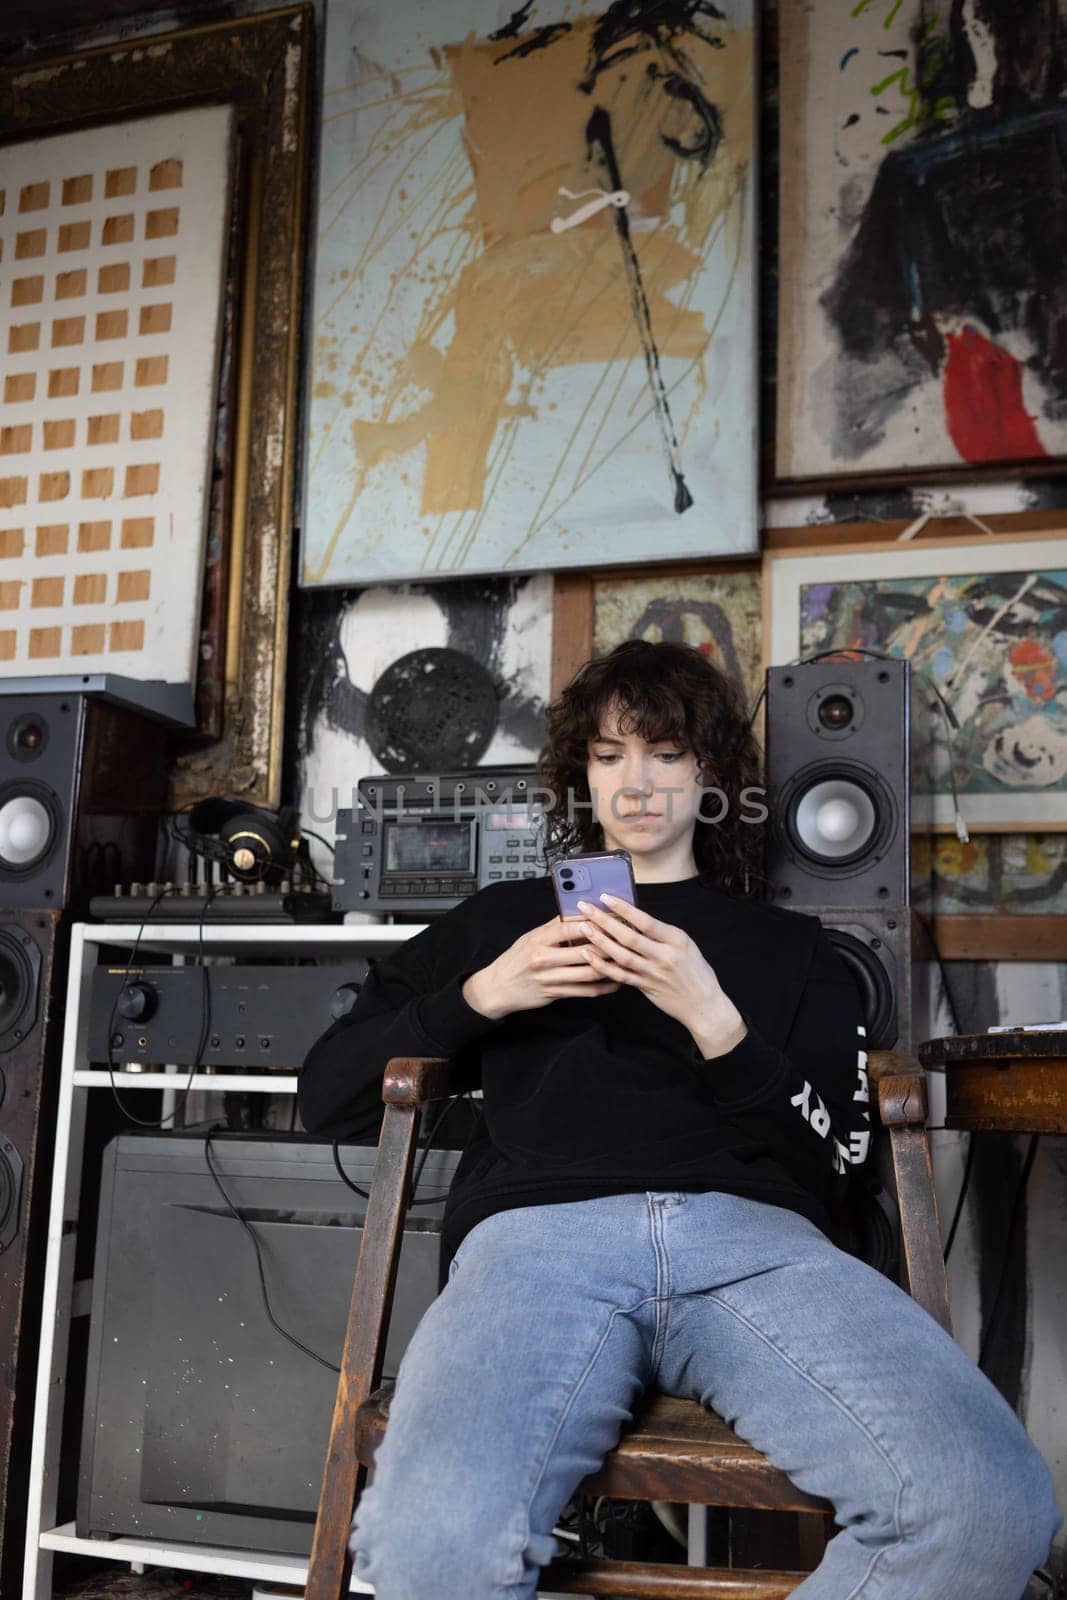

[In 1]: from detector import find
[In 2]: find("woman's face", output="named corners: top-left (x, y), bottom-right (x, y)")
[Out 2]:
top-left (585, 701), bottom-right (704, 876)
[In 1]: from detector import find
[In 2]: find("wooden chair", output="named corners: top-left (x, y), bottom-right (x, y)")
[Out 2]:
top-left (305, 1050), bottom-right (950, 1600)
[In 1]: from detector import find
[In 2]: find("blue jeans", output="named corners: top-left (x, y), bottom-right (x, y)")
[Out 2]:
top-left (351, 1191), bottom-right (1061, 1599)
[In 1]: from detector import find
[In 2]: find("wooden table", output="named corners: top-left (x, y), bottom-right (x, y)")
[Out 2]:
top-left (918, 1031), bottom-right (1067, 1134)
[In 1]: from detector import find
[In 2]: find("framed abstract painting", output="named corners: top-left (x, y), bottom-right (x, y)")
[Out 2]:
top-left (302, 0), bottom-right (758, 585)
top-left (776, 0), bottom-right (1067, 485)
top-left (764, 530), bottom-right (1067, 829)
top-left (593, 563), bottom-right (762, 706)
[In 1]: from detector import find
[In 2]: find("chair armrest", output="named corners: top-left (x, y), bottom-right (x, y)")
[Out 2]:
top-left (382, 1055), bottom-right (480, 1104)
top-left (868, 1050), bottom-right (928, 1128)
top-left (867, 1052), bottom-right (951, 1333)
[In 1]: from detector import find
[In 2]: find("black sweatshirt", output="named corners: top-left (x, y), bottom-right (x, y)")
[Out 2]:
top-left (299, 876), bottom-right (871, 1256)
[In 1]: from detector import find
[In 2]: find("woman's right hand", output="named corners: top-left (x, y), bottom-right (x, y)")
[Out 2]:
top-left (462, 917), bottom-right (621, 1020)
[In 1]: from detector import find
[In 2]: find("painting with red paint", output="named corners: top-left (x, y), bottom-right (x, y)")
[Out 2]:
top-left (766, 531), bottom-right (1067, 828)
top-left (776, 0), bottom-right (1067, 482)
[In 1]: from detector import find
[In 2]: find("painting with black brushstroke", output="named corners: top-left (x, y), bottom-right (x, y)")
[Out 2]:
top-left (302, 0), bottom-right (756, 585)
top-left (292, 574), bottom-right (552, 873)
top-left (777, 0), bottom-right (1067, 482)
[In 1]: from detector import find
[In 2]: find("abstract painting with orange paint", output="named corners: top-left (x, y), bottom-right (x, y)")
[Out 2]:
top-left (798, 568), bottom-right (1067, 817)
top-left (302, 0), bottom-right (757, 585)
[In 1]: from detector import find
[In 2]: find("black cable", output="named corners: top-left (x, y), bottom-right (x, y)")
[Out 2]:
top-left (302, 827), bottom-right (336, 856)
top-left (331, 1140), bottom-right (369, 1199)
top-left (331, 1093), bottom-right (465, 1208)
top-left (942, 1132), bottom-right (977, 1264)
top-left (294, 831), bottom-right (335, 891)
top-left (204, 1134), bottom-right (339, 1374)
top-left (411, 1093), bottom-right (466, 1197)
top-left (916, 828), bottom-right (974, 1262)
top-left (977, 1134), bottom-right (1041, 1373)
top-left (104, 885), bottom-right (217, 1128)
top-left (916, 918), bottom-right (964, 1037)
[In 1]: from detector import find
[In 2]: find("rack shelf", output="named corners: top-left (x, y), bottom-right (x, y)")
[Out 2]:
top-left (24, 919), bottom-right (415, 1599)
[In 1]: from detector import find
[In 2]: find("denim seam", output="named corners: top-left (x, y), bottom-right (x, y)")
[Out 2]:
top-left (648, 1195), bottom-right (673, 1376)
top-left (708, 1292), bottom-right (908, 1600)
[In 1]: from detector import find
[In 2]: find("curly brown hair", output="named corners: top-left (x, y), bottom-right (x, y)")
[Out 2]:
top-left (538, 639), bottom-right (767, 898)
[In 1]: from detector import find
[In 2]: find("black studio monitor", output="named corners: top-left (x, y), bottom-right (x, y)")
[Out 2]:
top-left (764, 659), bottom-right (913, 910)
top-left (764, 660), bottom-right (931, 1052)
top-left (0, 692), bottom-right (166, 911)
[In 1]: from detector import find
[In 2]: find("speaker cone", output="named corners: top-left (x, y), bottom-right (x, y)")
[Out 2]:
top-left (0, 782), bottom-right (59, 876)
top-left (823, 928), bottom-right (896, 1050)
top-left (779, 762), bottom-right (896, 878)
top-left (5, 712), bottom-right (48, 763)
top-left (816, 694), bottom-right (855, 732)
top-left (796, 779), bottom-right (877, 859)
top-left (0, 926), bottom-right (40, 1052)
top-left (0, 1143), bottom-right (24, 1250)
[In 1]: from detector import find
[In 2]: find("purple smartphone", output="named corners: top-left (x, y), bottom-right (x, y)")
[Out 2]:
top-left (550, 850), bottom-right (636, 922)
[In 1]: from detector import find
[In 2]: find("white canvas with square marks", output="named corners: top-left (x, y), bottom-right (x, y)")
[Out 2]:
top-left (0, 105), bottom-right (233, 682)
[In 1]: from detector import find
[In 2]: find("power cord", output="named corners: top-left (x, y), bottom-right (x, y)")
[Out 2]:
top-left (332, 1092), bottom-right (470, 1207)
top-left (204, 1134), bottom-right (339, 1375)
top-left (915, 890), bottom-right (975, 1265)
top-left (202, 1094), bottom-right (471, 1377)
top-left (302, 827), bottom-right (336, 856)
top-left (977, 1133), bottom-right (1041, 1374)
top-left (102, 891), bottom-right (346, 1369)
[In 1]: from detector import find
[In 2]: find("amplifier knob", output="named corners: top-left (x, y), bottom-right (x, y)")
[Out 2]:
top-left (116, 982), bottom-right (157, 1022)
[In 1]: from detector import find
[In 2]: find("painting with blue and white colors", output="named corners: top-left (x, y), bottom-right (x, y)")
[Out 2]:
top-left (302, 0), bottom-right (757, 587)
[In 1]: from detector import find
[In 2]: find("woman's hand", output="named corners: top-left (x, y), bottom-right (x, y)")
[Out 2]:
top-left (462, 917), bottom-right (620, 1020)
top-left (575, 896), bottom-right (748, 1059)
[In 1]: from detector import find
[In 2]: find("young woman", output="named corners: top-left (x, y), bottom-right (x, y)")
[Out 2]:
top-left (300, 640), bottom-right (1059, 1600)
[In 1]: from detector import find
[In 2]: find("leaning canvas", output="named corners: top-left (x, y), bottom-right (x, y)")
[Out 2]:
top-left (776, 0), bottom-right (1067, 482)
top-left (0, 107), bottom-right (232, 683)
top-left (302, 0), bottom-right (757, 586)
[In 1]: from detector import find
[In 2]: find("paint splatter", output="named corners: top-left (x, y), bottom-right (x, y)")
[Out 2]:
top-left (305, 3), bottom-right (753, 581)
top-left (943, 326), bottom-right (1047, 463)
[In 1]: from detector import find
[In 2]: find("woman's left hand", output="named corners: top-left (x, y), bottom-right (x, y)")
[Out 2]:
top-left (575, 896), bottom-right (748, 1059)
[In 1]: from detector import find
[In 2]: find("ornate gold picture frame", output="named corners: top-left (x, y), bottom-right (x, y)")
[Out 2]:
top-left (0, 5), bottom-right (312, 805)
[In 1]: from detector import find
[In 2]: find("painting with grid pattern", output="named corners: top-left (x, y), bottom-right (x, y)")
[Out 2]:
top-left (0, 106), bottom-right (233, 682)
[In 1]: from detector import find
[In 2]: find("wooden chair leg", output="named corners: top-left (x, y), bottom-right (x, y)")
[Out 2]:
top-left (725, 1507), bottom-right (830, 1576)
top-left (795, 1511), bottom-right (832, 1572)
top-left (305, 1102), bottom-right (420, 1600)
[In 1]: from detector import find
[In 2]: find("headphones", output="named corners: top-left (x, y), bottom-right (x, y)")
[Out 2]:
top-left (173, 798), bottom-right (300, 883)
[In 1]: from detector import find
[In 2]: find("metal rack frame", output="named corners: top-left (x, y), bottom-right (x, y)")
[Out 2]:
top-left (23, 920), bottom-right (424, 1599)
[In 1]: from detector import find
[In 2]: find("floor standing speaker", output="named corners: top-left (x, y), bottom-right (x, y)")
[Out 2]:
top-left (0, 690), bottom-right (166, 1591)
top-left (764, 660), bottom-right (930, 1051)
top-left (0, 910), bottom-right (65, 1588)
